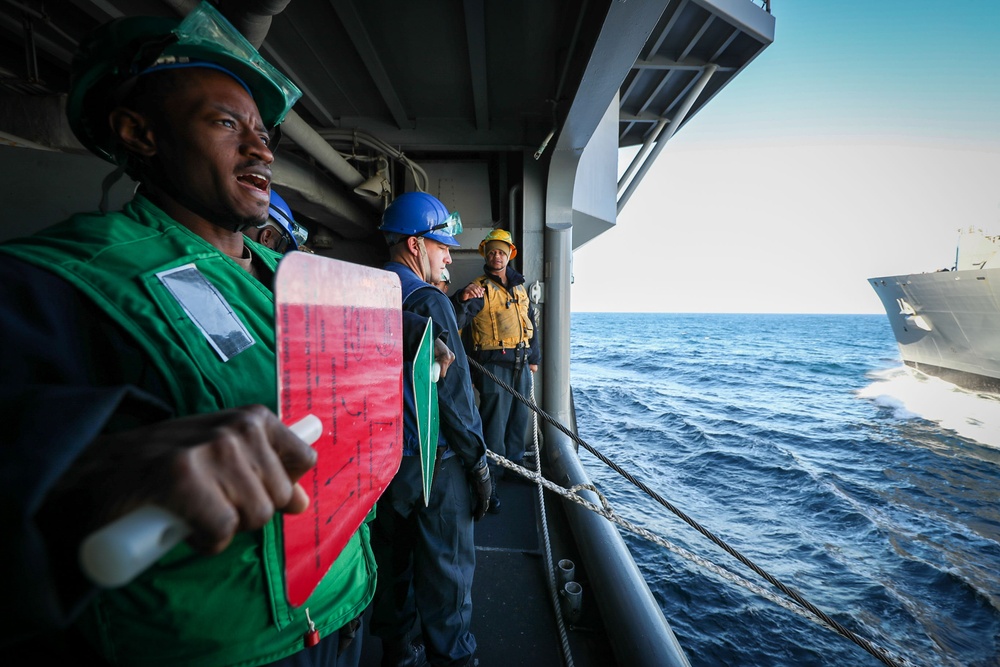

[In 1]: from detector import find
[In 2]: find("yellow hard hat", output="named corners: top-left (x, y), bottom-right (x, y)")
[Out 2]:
top-left (478, 229), bottom-right (517, 259)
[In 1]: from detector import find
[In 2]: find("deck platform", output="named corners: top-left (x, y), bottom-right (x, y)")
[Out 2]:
top-left (360, 468), bottom-right (617, 666)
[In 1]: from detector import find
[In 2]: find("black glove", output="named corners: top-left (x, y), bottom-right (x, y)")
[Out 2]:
top-left (469, 459), bottom-right (492, 521)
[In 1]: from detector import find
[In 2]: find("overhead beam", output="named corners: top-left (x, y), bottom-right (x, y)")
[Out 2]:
top-left (643, 0), bottom-right (686, 59)
top-left (330, 0), bottom-right (411, 130)
top-left (679, 14), bottom-right (715, 61)
top-left (618, 112), bottom-right (674, 123)
top-left (0, 11), bottom-right (75, 66)
top-left (617, 63), bottom-right (717, 213)
top-left (691, 0), bottom-right (775, 44)
top-left (709, 26), bottom-right (741, 61)
top-left (632, 56), bottom-right (735, 71)
top-left (65, 0), bottom-right (122, 22)
top-left (260, 42), bottom-right (339, 127)
top-left (462, 0), bottom-right (489, 131)
top-left (636, 69), bottom-right (676, 117)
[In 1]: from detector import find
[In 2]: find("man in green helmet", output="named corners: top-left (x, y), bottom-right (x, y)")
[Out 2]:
top-left (0, 4), bottom-right (376, 666)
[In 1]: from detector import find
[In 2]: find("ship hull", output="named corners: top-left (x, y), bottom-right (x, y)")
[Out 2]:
top-left (869, 268), bottom-right (1000, 393)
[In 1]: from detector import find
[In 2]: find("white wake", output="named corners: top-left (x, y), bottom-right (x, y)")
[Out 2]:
top-left (858, 366), bottom-right (1000, 450)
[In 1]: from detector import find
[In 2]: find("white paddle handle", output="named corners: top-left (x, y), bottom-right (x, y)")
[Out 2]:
top-left (431, 362), bottom-right (441, 383)
top-left (79, 414), bottom-right (323, 588)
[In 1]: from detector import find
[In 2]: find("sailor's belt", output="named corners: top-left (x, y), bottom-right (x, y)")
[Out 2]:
top-left (478, 341), bottom-right (529, 351)
top-left (404, 444), bottom-right (450, 459)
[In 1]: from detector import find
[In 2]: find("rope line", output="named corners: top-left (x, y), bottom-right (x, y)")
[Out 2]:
top-left (525, 374), bottom-right (575, 667)
top-left (470, 358), bottom-right (917, 667)
top-left (489, 454), bottom-right (839, 625)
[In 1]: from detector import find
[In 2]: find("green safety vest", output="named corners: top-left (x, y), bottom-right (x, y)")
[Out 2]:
top-left (0, 195), bottom-right (375, 666)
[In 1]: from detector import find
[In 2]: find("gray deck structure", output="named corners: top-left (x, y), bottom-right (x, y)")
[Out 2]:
top-left (0, 2), bottom-right (775, 664)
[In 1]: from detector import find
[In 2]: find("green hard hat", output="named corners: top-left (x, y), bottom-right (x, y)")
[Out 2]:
top-left (67, 1), bottom-right (301, 164)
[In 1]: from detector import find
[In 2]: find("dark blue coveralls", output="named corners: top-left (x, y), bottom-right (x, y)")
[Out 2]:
top-left (449, 290), bottom-right (483, 330)
top-left (371, 262), bottom-right (489, 667)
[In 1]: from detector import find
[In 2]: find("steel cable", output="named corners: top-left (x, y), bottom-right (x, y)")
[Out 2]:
top-left (489, 454), bottom-right (854, 630)
top-left (470, 358), bottom-right (916, 667)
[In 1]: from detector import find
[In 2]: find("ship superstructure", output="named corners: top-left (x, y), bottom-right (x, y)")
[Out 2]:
top-left (0, 2), bottom-right (775, 665)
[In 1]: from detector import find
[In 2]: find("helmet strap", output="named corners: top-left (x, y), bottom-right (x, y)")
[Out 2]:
top-left (99, 163), bottom-right (128, 214)
top-left (413, 236), bottom-right (433, 282)
top-left (268, 124), bottom-right (283, 154)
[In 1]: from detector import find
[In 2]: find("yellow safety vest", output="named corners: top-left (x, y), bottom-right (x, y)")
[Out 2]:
top-left (469, 276), bottom-right (533, 350)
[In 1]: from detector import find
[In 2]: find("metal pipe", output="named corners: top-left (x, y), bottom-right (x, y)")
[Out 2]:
top-left (540, 225), bottom-right (689, 667)
top-left (508, 182), bottom-right (522, 246)
top-left (617, 64), bottom-right (717, 214)
top-left (321, 128), bottom-right (426, 191)
top-left (546, 427), bottom-right (692, 667)
top-left (617, 118), bottom-right (667, 195)
top-left (278, 112), bottom-right (365, 189)
top-left (217, 0), bottom-right (292, 48)
top-left (270, 152), bottom-right (372, 238)
top-left (542, 196), bottom-right (574, 426)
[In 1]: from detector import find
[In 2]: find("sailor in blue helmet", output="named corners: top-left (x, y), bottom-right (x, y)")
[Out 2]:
top-left (371, 191), bottom-right (492, 667)
top-left (432, 266), bottom-right (451, 292)
top-left (0, 4), bottom-right (375, 666)
top-left (246, 188), bottom-right (310, 253)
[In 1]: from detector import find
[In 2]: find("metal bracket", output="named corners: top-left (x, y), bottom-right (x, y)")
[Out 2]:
top-left (528, 280), bottom-right (544, 304)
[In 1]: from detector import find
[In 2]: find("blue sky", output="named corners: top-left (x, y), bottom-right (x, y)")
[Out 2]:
top-left (572, 0), bottom-right (1000, 313)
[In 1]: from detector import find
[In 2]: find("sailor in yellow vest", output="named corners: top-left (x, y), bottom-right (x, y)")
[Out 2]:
top-left (464, 229), bottom-right (540, 512)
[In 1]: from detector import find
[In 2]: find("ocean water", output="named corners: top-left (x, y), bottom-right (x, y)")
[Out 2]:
top-left (569, 313), bottom-right (1000, 667)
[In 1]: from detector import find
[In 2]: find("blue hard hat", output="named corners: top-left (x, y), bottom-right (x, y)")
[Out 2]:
top-left (267, 189), bottom-right (308, 249)
top-left (379, 192), bottom-right (462, 247)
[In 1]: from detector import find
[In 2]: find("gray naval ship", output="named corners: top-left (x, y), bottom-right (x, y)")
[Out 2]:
top-left (869, 226), bottom-right (1000, 394)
